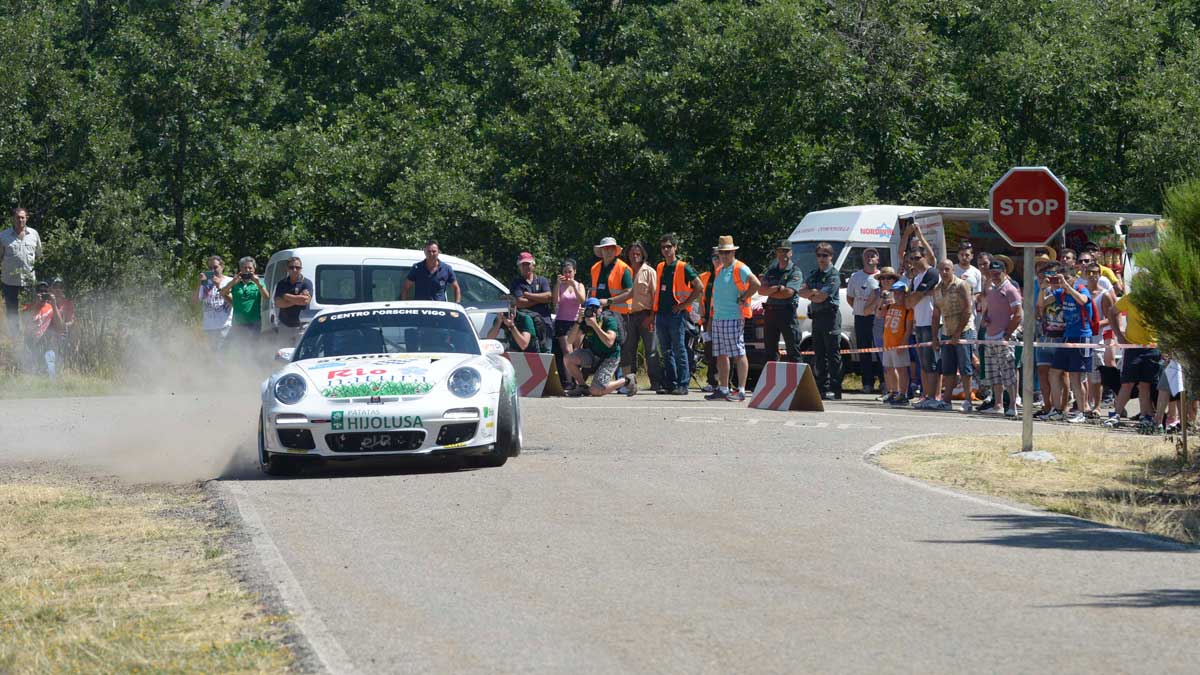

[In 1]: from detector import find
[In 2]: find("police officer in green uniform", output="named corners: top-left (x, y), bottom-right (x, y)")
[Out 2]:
top-left (759, 240), bottom-right (804, 362)
top-left (798, 241), bottom-right (843, 399)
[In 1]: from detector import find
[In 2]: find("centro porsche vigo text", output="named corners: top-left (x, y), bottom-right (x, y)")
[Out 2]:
top-left (258, 301), bottom-right (522, 475)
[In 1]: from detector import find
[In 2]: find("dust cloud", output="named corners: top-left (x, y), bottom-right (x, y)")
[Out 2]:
top-left (0, 324), bottom-right (287, 483)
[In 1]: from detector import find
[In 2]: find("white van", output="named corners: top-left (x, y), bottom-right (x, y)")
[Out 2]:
top-left (261, 247), bottom-right (510, 337)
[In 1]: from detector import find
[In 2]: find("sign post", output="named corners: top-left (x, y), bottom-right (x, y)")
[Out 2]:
top-left (988, 167), bottom-right (1069, 453)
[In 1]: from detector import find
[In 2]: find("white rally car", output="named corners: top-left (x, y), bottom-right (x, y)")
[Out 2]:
top-left (258, 301), bottom-right (522, 475)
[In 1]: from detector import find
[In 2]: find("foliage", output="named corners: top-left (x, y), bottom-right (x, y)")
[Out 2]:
top-left (1131, 177), bottom-right (1200, 391)
top-left (3, 0), bottom-right (1200, 375)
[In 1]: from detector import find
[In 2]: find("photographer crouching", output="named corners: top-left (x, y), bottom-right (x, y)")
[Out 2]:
top-left (564, 297), bottom-right (632, 397)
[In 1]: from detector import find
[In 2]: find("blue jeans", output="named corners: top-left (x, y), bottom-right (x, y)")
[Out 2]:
top-left (656, 311), bottom-right (689, 389)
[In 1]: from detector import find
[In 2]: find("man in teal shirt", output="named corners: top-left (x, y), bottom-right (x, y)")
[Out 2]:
top-left (565, 298), bottom-right (630, 397)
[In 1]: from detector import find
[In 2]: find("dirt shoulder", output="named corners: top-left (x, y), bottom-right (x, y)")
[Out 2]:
top-left (874, 430), bottom-right (1200, 545)
top-left (0, 462), bottom-right (304, 673)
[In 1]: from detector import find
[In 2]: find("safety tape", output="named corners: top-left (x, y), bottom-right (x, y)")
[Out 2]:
top-left (791, 339), bottom-right (1157, 357)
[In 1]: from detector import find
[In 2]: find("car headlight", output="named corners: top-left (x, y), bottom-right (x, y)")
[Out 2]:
top-left (274, 373), bottom-right (307, 405)
top-left (447, 367), bottom-right (481, 398)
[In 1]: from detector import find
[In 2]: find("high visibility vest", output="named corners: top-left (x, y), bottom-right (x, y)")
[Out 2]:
top-left (698, 271), bottom-right (712, 325)
top-left (714, 260), bottom-right (752, 319)
top-left (590, 259), bottom-right (632, 314)
top-left (653, 260), bottom-right (694, 312)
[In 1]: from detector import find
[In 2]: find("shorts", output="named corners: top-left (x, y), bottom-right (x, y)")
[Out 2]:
top-left (711, 318), bottom-right (746, 357)
top-left (881, 347), bottom-right (910, 369)
top-left (914, 325), bottom-right (939, 373)
top-left (1158, 369), bottom-right (1182, 401)
top-left (1051, 344), bottom-right (1092, 373)
top-left (1036, 336), bottom-right (1062, 367)
top-left (554, 319), bottom-right (576, 339)
top-left (939, 329), bottom-right (975, 377)
top-left (1089, 335), bottom-right (1103, 374)
top-left (980, 343), bottom-right (1017, 387)
top-left (1120, 348), bottom-right (1162, 384)
top-left (577, 349), bottom-right (620, 388)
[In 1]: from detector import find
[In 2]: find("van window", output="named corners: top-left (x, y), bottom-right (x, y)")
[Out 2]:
top-left (365, 266), bottom-right (407, 302)
top-left (840, 247), bottom-right (893, 284)
top-left (457, 271), bottom-right (504, 306)
top-left (791, 241), bottom-right (846, 280)
top-left (316, 265), bottom-right (360, 304)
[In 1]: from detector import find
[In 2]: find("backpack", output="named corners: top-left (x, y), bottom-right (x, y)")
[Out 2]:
top-left (515, 308), bottom-right (552, 353)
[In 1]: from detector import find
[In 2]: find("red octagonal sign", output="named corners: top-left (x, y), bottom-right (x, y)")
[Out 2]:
top-left (989, 167), bottom-right (1069, 246)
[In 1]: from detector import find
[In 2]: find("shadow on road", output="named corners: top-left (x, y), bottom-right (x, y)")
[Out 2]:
top-left (218, 455), bottom-right (482, 481)
top-left (921, 514), bottom-right (1190, 552)
top-left (1049, 589), bottom-right (1200, 608)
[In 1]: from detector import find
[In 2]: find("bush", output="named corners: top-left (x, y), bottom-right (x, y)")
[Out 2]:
top-left (1130, 177), bottom-right (1200, 393)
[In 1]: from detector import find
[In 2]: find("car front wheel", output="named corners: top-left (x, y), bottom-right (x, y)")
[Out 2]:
top-left (259, 409), bottom-right (300, 476)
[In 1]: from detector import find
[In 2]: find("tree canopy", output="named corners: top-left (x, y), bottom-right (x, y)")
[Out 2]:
top-left (4, 0), bottom-right (1199, 289)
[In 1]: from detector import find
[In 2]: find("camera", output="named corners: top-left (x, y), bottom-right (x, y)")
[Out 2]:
top-left (38, 292), bottom-right (51, 302)
top-left (240, 272), bottom-right (253, 281)
top-left (581, 304), bottom-right (599, 325)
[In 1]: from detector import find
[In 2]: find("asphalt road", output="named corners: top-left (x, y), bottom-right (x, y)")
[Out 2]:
top-left (212, 394), bottom-right (1198, 674)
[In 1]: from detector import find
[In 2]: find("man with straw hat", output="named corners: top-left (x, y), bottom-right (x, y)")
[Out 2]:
top-left (705, 235), bottom-right (760, 402)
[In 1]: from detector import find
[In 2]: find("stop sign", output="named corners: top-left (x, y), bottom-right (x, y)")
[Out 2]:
top-left (988, 167), bottom-right (1069, 246)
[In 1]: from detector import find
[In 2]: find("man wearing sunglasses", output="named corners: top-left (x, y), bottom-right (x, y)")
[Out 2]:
top-left (798, 242), bottom-right (843, 400)
top-left (274, 256), bottom-right (313, 345)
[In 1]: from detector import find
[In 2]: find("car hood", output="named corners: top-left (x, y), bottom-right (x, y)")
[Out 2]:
top-left (294, 352), bottom-right (479, 399)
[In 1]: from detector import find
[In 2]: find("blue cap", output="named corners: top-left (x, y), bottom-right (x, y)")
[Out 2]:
top-left (584, 297), bottom-right (602, 308)
top-left (891, 280), bottom-right (909, 291)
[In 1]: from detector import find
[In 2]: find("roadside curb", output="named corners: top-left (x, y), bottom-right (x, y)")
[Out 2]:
top-left (861, 433), bottom-right (1194, 553)
top-left (210, 481), bottom-right (359, 674)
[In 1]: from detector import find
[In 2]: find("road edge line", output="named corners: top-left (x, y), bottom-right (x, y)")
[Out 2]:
top-left (218, 481), bottom-right (359, 673)
top-left (861, 433), bottom-right (1193, 552)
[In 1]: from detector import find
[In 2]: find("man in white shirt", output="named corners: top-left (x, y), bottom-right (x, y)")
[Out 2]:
top-left (900, 222), bottom-right (942, 408)
top-left (195, 254), bottom-right (233, 351)
top-left (846, 247), bottom-right (881, 393)
top-left (953, 240), bottom-right (983, 298)
top-left (1, 207), bottom-right (42, 329)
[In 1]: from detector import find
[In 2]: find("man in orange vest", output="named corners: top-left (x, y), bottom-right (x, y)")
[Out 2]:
top-left (590, 236), bottom-right (636, 395)
top-left (653, 233), bottom-right (705, 395)
top-left (705, 235), bottom-right (761, 402)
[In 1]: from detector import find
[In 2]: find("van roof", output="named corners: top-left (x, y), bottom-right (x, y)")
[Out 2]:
top-left (788, 204), bottom-right (1162, 244)
top-left (266, 246), bottom-right (493, 275)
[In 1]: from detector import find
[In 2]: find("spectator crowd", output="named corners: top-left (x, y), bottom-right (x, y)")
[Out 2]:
top-left (3, 200), bottom-right (1195, 431)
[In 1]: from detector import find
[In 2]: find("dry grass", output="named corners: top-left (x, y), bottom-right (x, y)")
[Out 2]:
top-left (878, 431), bottom-right (1200, 544)
top-left (0, 475), bottom-right (292, 673)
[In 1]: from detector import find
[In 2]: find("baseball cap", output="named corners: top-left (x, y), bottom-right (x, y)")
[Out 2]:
top-left (584, 297), bottom-right (601, 308)
top-left (862, 246), bottom-right (879, 257)
top-left (957, 240), bottom-right (973, 250)
top-left (989, 260), bottom-right (1006, 271)
top-left (890, 279), bottom-right (909, 291)
top-left (776, 239), bottom-right (791, 250)
top-left (517, 251), bottom-right (535, 264)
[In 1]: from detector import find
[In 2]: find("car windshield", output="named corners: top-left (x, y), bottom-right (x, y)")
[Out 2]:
top-left (294, 306), bottom-right (480, 360)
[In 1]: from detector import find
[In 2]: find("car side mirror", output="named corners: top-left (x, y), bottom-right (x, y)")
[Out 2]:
top-left (275, 348), bottom-right (295, 362)
top-left (480, 339), bottom-right (505, 355)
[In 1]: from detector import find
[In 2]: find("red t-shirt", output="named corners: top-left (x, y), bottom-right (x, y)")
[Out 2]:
top-left (23, 302), bottom-right (57, 339)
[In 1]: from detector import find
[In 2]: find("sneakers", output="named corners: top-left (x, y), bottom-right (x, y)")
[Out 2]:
top-left (914, 398), bottom-right (942, 410)
top-left (725, 389), bottom-right (746, 402)
top-left (655, 387), bottom-right (670, 395)
top-left (1066, 411), bottom-right (1087, 424)
top-left (977, 399), bottom-right (996, 413)
top-left (890, 396), bottom-right (911, 407)
top-left (881, 392), bottom-right (896, 404)
top-left (960, 399), bottom-right (973, 413)
top-left (566, 386), bottom-right (588, 398)
top-left (671, 386), bottom-right (689, 395)
top-left (625, 378), bottom-right (638, 397)
top-left (1103, 413), bottom-right (1122, 428)
top-left (1047, 409), bottom-right (1065, 422)
top-left (1004, 407), bottom-right (1017, 417)
top-left (702, 384), bottom-right (716, 393)
top-left (704, 388), bottom-right (729, 401)
top-left (1033, 409), bottom-right (1054, 421)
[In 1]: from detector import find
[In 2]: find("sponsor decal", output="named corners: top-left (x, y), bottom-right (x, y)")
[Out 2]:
top-left (307, 361), bottom-right (347, 370)
top-left (441, 442), bottom-right (468, 449)
top-left (482, 406), bottom-right (491, 418)
top-left (328, 308), bottom-right (448, 321)
top-left (449, 311), bottom-right (460, 318)
top-left (323, 380), bottom-right (433, 398)
top-left (317, 316), bottom-right (328, 323)
top-left (330, 410), bottom-right (424, 431)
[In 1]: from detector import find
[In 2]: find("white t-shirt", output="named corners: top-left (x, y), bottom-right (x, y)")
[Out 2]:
top-left (908, 267), bottom-right (937, 327)
top-left (199, 277), bottom-right (233, 331)
top-left (847, 270), bottom-right (879, 316)
top-left (954, 264), bottom-right (982, 294)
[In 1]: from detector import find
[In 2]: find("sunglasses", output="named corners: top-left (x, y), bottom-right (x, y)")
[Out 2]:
top-left (660, 243), bottom-right (675, 249)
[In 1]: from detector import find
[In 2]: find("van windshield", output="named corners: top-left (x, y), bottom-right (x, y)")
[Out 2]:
top-left (791, 241), bottom-right (846, 280)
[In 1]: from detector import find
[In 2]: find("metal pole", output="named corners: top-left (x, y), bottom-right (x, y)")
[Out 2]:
top-left (1021, 247), bottom-right (1036, 452)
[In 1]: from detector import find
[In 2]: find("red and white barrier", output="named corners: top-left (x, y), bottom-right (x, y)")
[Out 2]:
top-left (747, 361), bottom-right (823, 412)
top-left (503, 352), bottom-right (564, 397)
